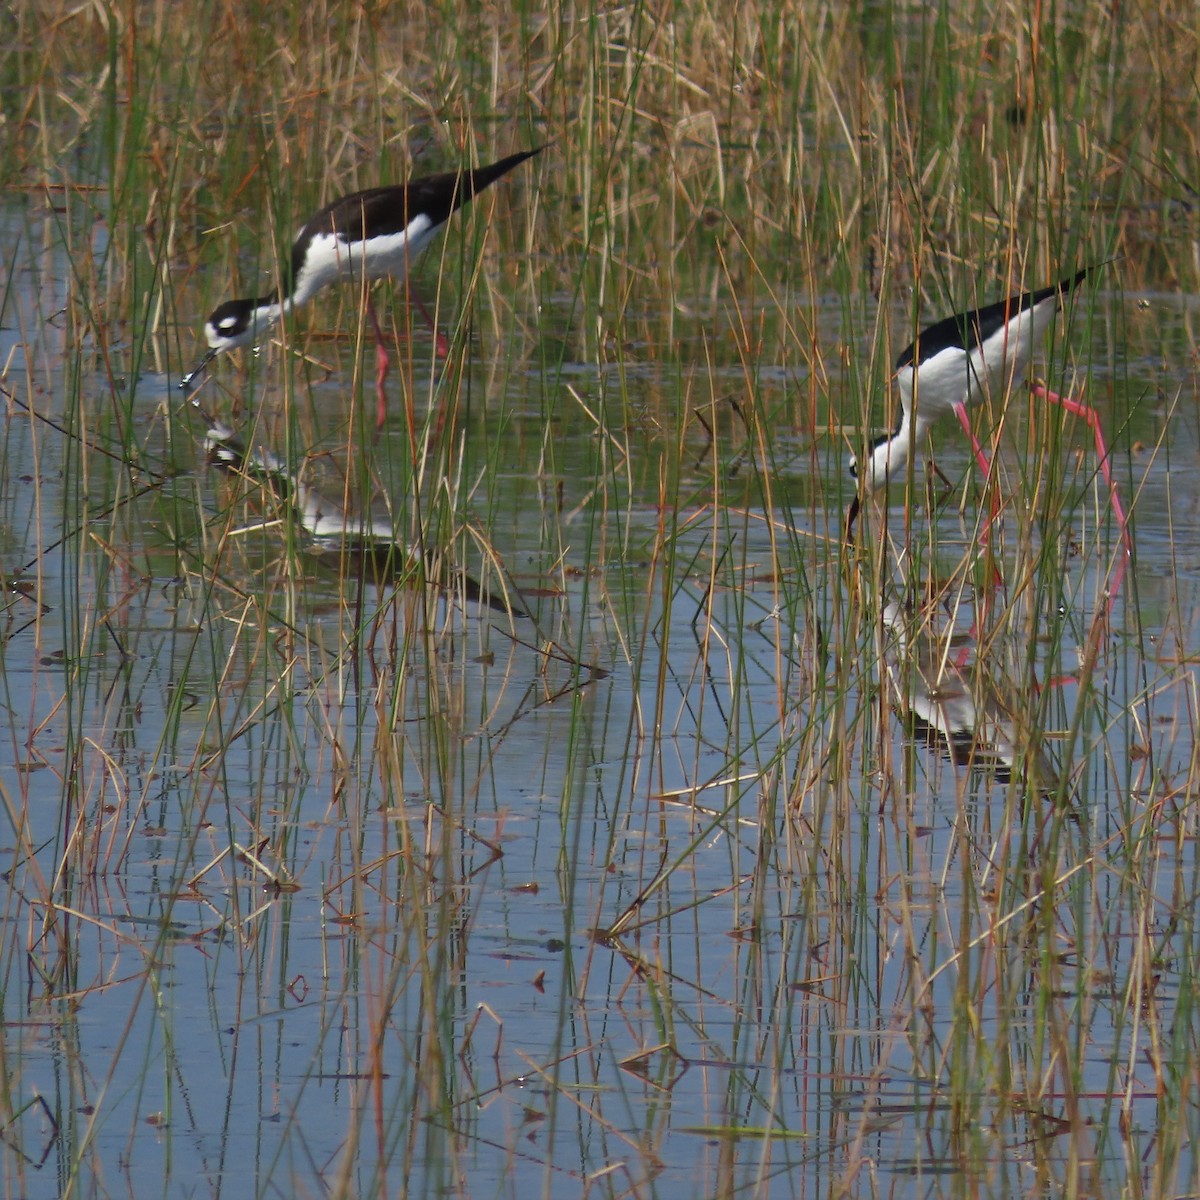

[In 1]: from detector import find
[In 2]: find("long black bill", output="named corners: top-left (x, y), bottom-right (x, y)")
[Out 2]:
top-left (180, 346), bottom-right (219, 395)
top-left (845, 494), bottom-right (862, 545)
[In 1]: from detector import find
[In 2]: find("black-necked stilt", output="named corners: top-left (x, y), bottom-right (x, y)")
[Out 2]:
top-left (848, 265), bottom-right (1131, 608)
top-left (181, 146), bottom-right (543, 429)
top-left (847, 266), bottom-right (1101, 536)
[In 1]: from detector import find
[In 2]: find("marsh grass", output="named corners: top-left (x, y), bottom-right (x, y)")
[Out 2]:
top-left (0, 0), bottom-right (1197, 1197)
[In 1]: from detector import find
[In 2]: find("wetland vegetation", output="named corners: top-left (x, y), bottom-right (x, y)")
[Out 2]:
top-left (0, 1), bottom-right (1197, 1197)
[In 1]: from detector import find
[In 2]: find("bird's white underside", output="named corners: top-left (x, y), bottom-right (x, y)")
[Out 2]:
top-left (861, 293), bottom-right (1062, 492)
top-left (291, 213), bottom-right (438, 306)
top-left (205, 213), bottom-right (440, 350)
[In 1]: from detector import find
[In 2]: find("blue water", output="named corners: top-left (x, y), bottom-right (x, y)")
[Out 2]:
top-left (0, 190), bottom-right (1193, 1200)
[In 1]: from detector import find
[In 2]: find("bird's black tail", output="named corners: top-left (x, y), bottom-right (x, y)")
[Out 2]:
top-left (1021, 261), bottom-right (1106, 315)
top-left (411, 146), bottom-right (545, 226)
top-left (463, 146), bottom-right (546, 200)
top-left (1059, 264), bottom-right (1091, 295)
top-left (1052, 257), bottom-right (1119, 303)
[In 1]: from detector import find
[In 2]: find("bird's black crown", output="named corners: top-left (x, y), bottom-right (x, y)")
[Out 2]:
top-left (207, 299), bottom-right (255, 340)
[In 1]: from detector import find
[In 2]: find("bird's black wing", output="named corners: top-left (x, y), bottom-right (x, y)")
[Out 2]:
top-left (895, 265), bottom-right (1093, 370)
top-left (291, 147), bottom-right (545, 268)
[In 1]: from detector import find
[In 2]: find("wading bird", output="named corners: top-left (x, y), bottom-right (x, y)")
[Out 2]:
top-left (846, 264), bottom-right (1129, 603)
top-left (181, 147), bottom-right (543, 430)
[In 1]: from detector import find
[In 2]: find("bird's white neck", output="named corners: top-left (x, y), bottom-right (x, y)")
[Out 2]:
top-left (252, 296), bottom-right (288, 331)
top-left (240, 296), bottom-right (291, 348)
top-left (864, 410), bottom-right (929, 492)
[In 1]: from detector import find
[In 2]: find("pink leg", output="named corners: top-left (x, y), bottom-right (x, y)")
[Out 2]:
top-left (408, 287), bottom-right (450, 359)
top-left (1030, 383), bottom-right (1131, 609)
top-left (952, 401), bottom-right (994, 480)
top-left (951, 401), bottom-right (1005, 619)
top-left (367, 297), bottom-right (391, 432)
top-left (368, 297), bottom-right (421, 458)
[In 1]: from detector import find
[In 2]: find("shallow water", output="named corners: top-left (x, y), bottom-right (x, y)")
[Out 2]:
top-left (0, 186), bottom-right (1196, 1200)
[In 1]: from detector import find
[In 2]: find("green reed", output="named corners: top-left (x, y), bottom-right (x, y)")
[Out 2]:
top-left (0, 1), bottom-right (1196, 1197)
